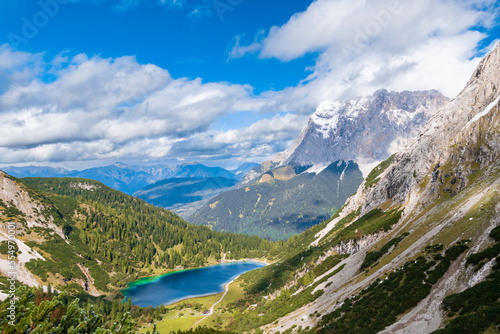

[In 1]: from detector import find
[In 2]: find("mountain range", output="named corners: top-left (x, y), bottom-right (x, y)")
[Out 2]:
top-left (1, 162), bottom-right (240, 194)
top-left (133, 176), bottom-right (239, 210)
top-left (1, 162), bottom-right (258, 210)
top-left (245, 89), bottom-right (449, 182)
top-left (188, 89), bottom-right (449, 239)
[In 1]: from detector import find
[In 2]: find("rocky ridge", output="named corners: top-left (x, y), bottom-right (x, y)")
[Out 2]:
top-left (339, 43), bottom-right (500, 227)
top-left (0, 172), bottom-right (55, 290)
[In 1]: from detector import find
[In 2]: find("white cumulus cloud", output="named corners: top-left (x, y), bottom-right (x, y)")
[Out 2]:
top-left (0, 46), bottom-right (276, 167)
top-left (230, 0), bottom-right (499, 104)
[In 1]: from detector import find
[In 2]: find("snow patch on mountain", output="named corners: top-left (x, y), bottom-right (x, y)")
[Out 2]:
top-left (302, 164), bottom-right (329, 175)
top-left (465, 94), bottom-right (500, 128)
top-left (270, 90), bottom-right (449, 176)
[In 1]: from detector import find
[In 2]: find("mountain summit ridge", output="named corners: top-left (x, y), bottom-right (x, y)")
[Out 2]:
top-left (347, 43), bottom-right (500, 219)
top-left (270, 89), bottom-right (449, 176)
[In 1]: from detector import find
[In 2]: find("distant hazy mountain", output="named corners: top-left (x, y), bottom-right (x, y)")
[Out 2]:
top-left (123, 162), bottom-right (237, 180)
top-left (133, 176), bottom-right (239, 209)
top-left (187, 161), bottom-right (363, 240)
top-left (1, 162), bottom-right (245, 195)
top-left (1, 166), bottom-right (73, 178)
top-left (231, 162), bottom-right (260, 179)
top-left (66, 164), bottom-right (154, 195)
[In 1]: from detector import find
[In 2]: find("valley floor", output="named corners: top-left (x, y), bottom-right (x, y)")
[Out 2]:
top-left (141, 277), bottom-right (246, 333)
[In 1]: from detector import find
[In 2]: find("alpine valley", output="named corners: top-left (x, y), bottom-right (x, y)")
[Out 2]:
top-left (187, 89), bottom-right (448, 240)
top-left (1, 38), bottom-right (500, 334)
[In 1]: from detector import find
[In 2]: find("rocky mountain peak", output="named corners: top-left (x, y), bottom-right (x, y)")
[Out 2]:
top-left (341, 42), bottom-right (500, 220)
top-left (271, 89), bottom-right (449, 176)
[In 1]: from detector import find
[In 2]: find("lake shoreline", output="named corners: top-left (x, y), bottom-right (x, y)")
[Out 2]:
top-left (125, 256), bottom-right (270, 290)
top-left (122, 259), bottom-right (268, 306)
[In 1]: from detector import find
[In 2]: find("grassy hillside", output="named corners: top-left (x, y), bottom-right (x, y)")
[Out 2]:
top-left (178, 166), bottom-right (500, 333)
top-left (189, 161), bottom-right (363, 240)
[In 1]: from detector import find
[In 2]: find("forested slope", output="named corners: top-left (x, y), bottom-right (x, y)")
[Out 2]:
top-left (0, 173), bottom-right (277, 296)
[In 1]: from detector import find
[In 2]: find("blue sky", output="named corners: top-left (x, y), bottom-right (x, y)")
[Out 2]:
top-left (0, 0), bottom-right (315, 93)
top-left (0, 0), bottom-right (499, 169)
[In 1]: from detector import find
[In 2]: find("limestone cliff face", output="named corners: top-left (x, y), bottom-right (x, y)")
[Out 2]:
top-left (0, 172), bottom-right (50, 289)
top-left (316, 44), bottom-right (500, 241)
top-left (271, 89), bottom-right (449, 176)
top-left (332, 231), bottom-right (388, 255)
top-left (353, 44), bottom-right (500, 217)
top-left (0, 171), bottom-right (50, 228)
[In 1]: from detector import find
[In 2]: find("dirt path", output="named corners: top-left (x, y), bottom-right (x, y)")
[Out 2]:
top-left (191, 276), bottom-right (238, 328)
top-left (76, 263), bottom-right (100, 297)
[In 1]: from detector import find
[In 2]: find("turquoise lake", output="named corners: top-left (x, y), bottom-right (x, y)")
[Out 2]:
top-left (122, 261), bottom-right (266, 307)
